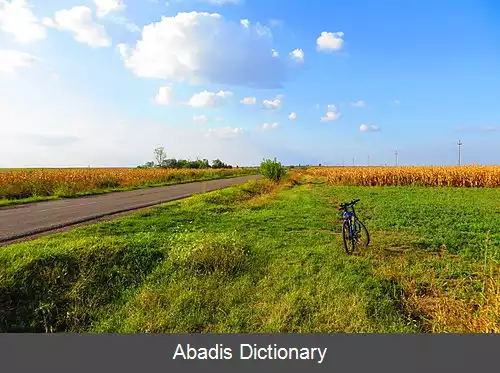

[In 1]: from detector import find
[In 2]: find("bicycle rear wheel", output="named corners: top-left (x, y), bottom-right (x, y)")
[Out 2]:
top-left (342, 221), bottom-right (356, 255)
top-left (353, 219), bottom-right (370, 248)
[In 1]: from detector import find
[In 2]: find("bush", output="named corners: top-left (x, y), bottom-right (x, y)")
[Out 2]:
top-left (260, 158), bottom-right (286, 182)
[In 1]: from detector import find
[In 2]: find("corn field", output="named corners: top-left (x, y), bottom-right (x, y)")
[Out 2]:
top-left (305, 166), bottom-right (500, 187)
top-left (0, 168), bottom-right (257, 200)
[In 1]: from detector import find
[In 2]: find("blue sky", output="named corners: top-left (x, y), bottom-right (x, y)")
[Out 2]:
top-left (1, 0), bottom-right (499, 167)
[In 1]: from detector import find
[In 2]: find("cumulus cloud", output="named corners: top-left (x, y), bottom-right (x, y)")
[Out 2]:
top-left (93, 0), bottom-right (125, 18)
top-left (288, 112), bottom-right (297, 120)
top-left (393, 99), bottom-right (401, 105)
top-left (0, 0), bottom-right (46, 44)
top-left (317, 31), bottom-right (344, 51)
top-left (262, 122), bottom-right (279, 130)
top-left (0, 49), bottom-right (39, 74)
top-left (118, 12), bottom-right (295, 88)
top-left (360, 124), bottom-right (381, 132)
top-left (262, 95), bottom-right (281, 110)
top-left (272, 49), bottom-right (279, 57)
top-left (188, 90), bottom-right (233, 108)
top-left (154, 86), bottom-right (174, 105)
top-left (43, 6), bottom-right (111, 48)
top-left (289, 48), bottom-right (304, 62)
top-left (321, 104), bottom-right (341, 122)
top-left (205, 126), bottom-right (243, 138)
top-left (240, 18), bottom-right (249, 28)
top-left (350, 100), bottom-right (367, 107)
top-left (193, 115), bottom-right (208, 123)
top-left (240, 96), bottom-right (256, 105)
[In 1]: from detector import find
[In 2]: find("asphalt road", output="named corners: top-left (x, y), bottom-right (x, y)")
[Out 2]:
top-left (0, 175), bottom-right (262, 246)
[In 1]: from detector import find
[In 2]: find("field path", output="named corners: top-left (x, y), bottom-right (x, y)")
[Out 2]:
top-left (0, 175), bottom-right (262, 246)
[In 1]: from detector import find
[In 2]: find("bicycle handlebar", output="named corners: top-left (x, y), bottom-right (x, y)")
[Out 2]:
top-left (338, 199), bottom-right (360, 210)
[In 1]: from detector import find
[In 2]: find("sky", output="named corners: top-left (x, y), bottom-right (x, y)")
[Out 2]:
top-left (1, 0), bottom-right (500, 167)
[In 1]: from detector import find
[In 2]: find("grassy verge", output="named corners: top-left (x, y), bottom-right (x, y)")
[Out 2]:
top-left (0, 171), bottom-right (258, 208)
top-left (1, 173), bottom-right (498, 332)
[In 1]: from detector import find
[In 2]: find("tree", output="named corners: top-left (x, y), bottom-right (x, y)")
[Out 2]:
top-left (154, 147), bottom-right (167, 167)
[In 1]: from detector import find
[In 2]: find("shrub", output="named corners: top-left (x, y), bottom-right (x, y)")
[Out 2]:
top-left (260, 158), bottom-right (286, 182)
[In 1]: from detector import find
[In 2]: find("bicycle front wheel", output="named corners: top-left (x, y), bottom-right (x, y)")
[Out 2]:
top-left (342, 221), bottom-right (356, 255)
top-left (353, 219), bottom-right (370, 248)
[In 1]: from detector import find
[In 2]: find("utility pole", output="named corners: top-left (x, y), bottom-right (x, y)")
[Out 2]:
top-left (342, 158), bottom-right (345, 167)
top-left (394, 150), bottom-right (399, 166)
top-left (352, 158), bottom-right (355, 167)
top-left (457, 140), bottom-right (463, 166)
top-left (367, 155), bottom-right (370, 166)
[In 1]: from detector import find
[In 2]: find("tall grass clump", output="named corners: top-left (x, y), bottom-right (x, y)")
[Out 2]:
top-left (260, 158), bottom-right (286, 182)
top-left (169, 232), bottom-right (250, 276)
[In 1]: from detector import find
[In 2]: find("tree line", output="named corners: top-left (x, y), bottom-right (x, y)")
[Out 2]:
top-left (138, 147), bottom-right (233, 169)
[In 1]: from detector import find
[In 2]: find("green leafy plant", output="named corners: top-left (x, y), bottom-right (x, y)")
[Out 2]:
top-left (260, 158), bottom-right (286, 182)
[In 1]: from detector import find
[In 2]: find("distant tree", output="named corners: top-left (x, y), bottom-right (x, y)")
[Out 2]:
top-left (154, 147), bottom-right (167, 167)
top-left (137, 161), bottom-right (155, 168)
top-left (162, 159), bottom-right (178, 168)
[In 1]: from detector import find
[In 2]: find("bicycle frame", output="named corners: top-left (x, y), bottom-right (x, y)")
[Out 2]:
top-left (341, 205), bottom-right (358, 238)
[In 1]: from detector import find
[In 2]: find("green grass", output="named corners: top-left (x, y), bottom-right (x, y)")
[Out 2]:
top-left (1, 177), bottom-right (498, 333)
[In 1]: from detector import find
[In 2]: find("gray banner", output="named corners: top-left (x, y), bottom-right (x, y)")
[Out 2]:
top-left (0, 334), bottom-right (497, 373)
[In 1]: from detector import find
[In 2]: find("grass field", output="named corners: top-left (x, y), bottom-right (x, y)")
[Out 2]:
top-left (1, 174), bottom-right (498, 333)
top-left (0, 167), bottom-right (259, 207)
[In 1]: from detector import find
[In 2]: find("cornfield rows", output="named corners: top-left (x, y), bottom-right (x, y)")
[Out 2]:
top-left (305, 166), bottom-right (500, 187)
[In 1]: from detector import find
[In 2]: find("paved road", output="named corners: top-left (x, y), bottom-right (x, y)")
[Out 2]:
top-left (0, 175), bottom-right (262, 245)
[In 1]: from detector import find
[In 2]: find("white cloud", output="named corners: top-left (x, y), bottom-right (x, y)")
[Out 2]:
top-left (205, 126), bottom-right (243, 138)
top-left (154, 86), bottom-right (174, 105)
top-left (350, 100), bottom-right (367, 107)
top-left (262, 96), bottom-right (281, 110)
top-left (188, 90), bottom-right (233, 108)
top-left (193, 115), bottom-right (208, 123)
top-left (321, 104), bottom-right (341, 122)
top-left (317, 31), bottom-right (344, 51)
top-left (240, 19), bottom-right (249, 28)
top-left (0, 0), bottom-right (46, 44)
top-left (289, 48), bottom-right (304, 62)
top-left (43, 6), bottom-right (111, 48)
top-left (240, 96), bottom-right (256, 105)
top-left (271, 49), bottom-right (279, 57)
top-left (118, 12), bottom-right (293, 88)
top-left (393, 99), bottom-right (401, 105)
top-left (360, 124), bottom-right (381, 132)
top-left (262, 122), bottom-right (278, 130)
top-left (0, 49), bottom-right (39, 74)
top-left (116, 43), bottom-right (129, 58)
top-left (93, 0), bottom-right (125, 18)
top-left (288, 112), bottom-right (297, 120)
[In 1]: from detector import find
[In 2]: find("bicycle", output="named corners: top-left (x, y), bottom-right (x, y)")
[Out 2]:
top-left (338, 199), bottom-right (370, 255)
